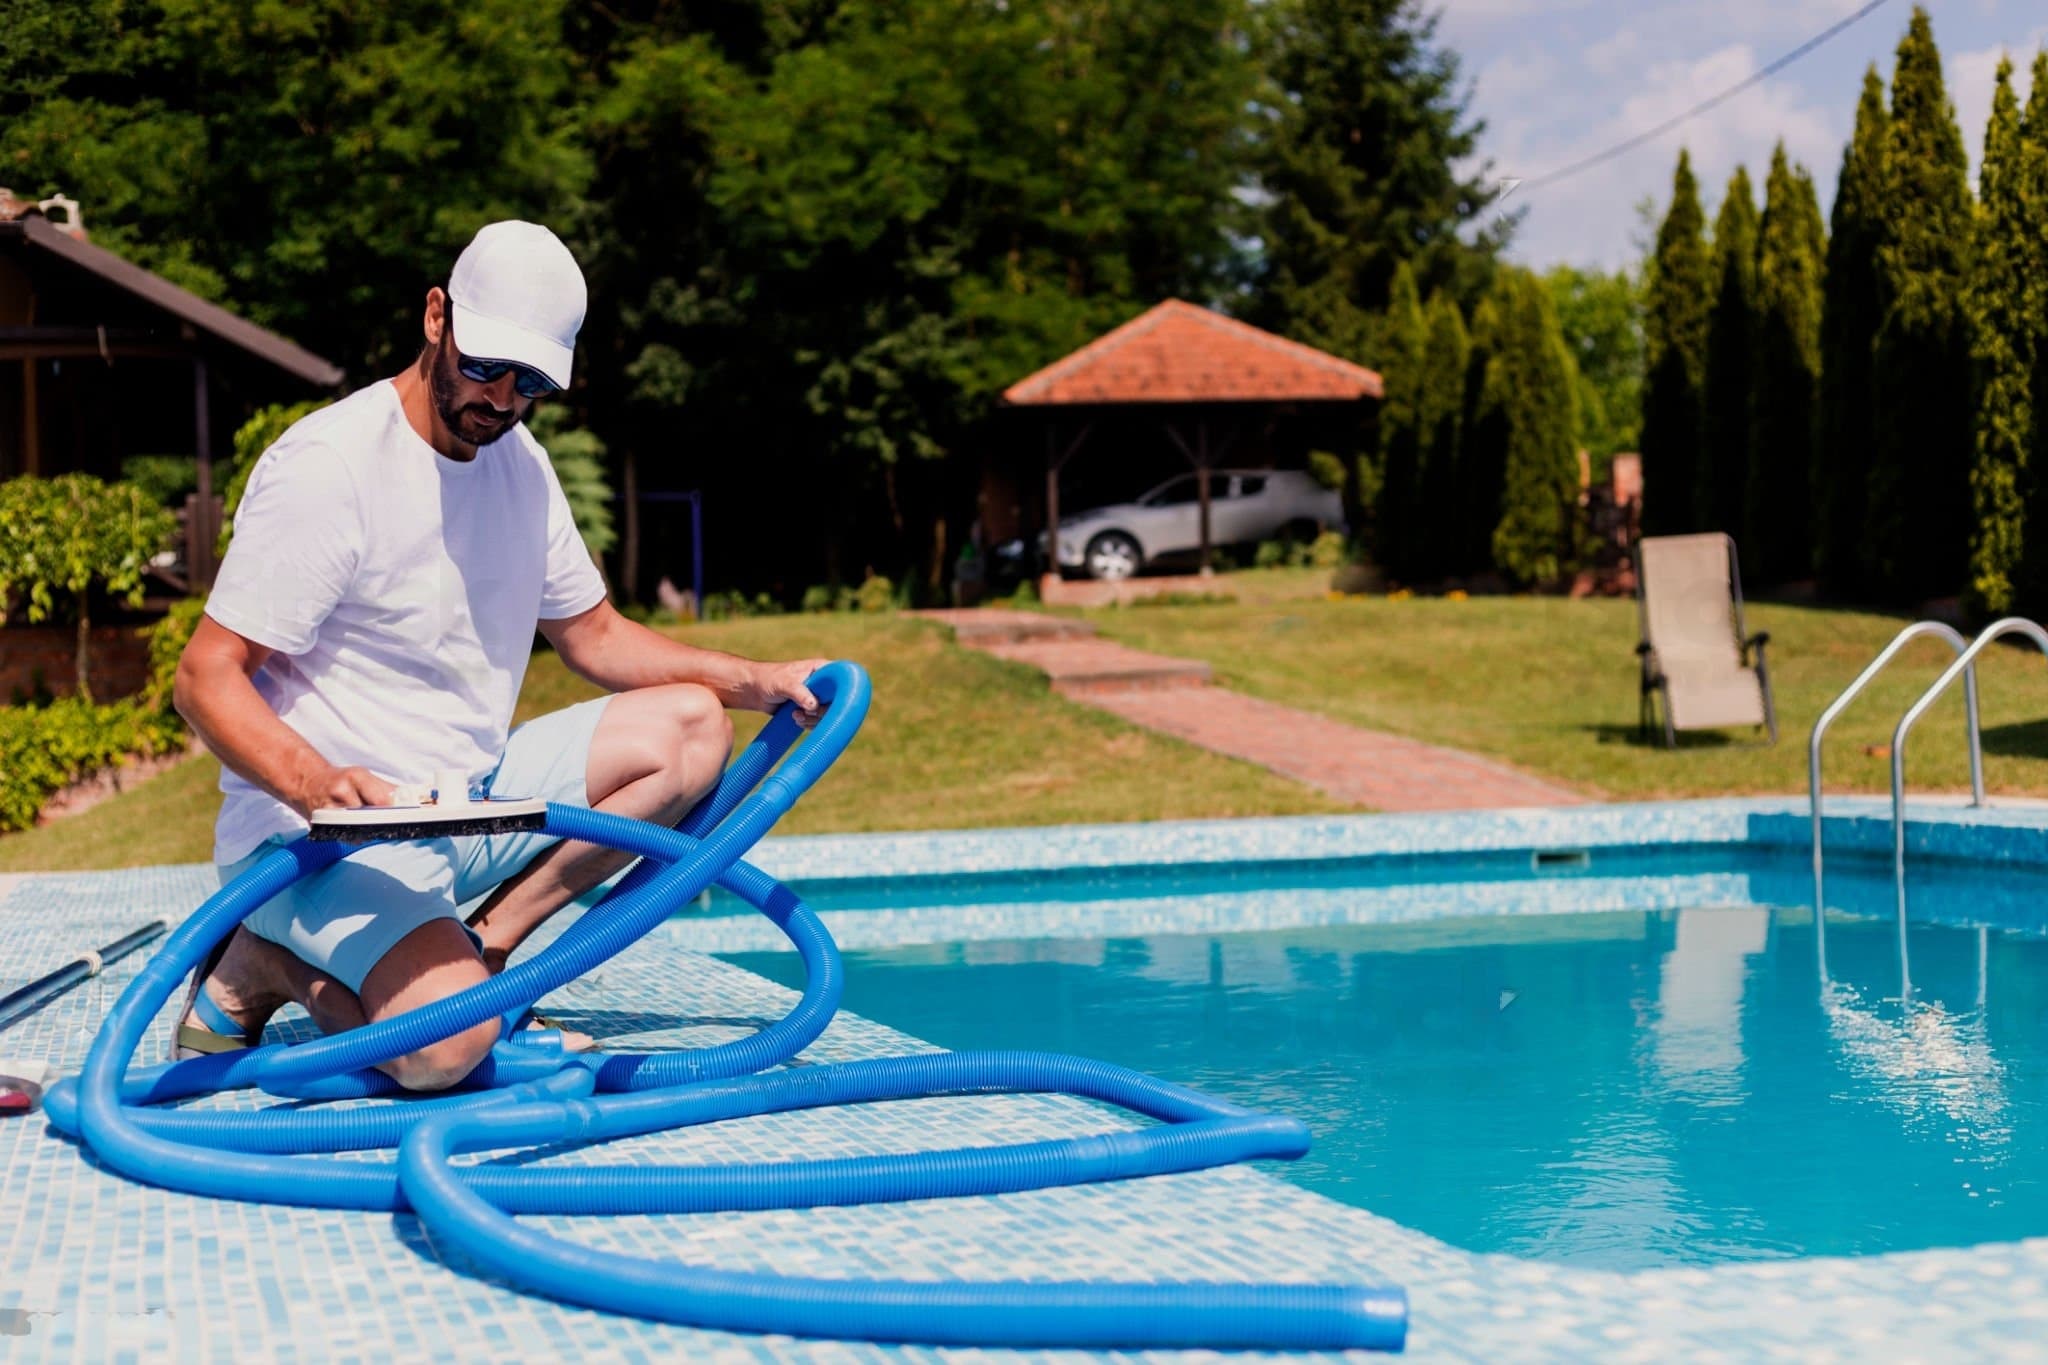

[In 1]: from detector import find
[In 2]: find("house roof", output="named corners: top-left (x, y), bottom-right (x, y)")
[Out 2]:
top-left (1002, 298), bottom-right (1384, 407)
top-left (1, 215), bottom-right (344, 388)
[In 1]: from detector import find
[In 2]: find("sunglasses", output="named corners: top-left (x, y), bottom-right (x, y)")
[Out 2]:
top-left (456, 353), bottom-right (558, 399)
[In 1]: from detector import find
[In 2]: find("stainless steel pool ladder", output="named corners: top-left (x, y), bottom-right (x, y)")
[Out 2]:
top-left (1884, 618), bottom-right (2048, 991)
top-left (1809, 621), bottom-right (1983, 928)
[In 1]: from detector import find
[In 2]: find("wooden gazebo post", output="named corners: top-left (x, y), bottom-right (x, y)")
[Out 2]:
top-left (1043, 420), bottom-right (1092, 581)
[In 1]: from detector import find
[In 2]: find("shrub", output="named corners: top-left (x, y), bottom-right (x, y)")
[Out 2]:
top-left (1308, 530), bottom-right (1349, 569)
top-left (219, 400), bottom-right (331, 554)
top-left (120, 455), bottom-right (200, 507)
top-left (855, 574), bottom-right (895, 613)
top-left (1254, 540), bottom-right (1289, 569)
top-left (140, 597), bottom-right (206, 714)
top-left (0, 698), bottom-right (185, 832)
top-left (1307, 449), bottom-right (1348, 492)
top-left (0, 473), bottom-right (179, 701)
top-left (525, 407), bottom-right (618, 558)
top-left (701, 590), bottom-right (784, 621)
top-left (801, 583), bottom-right (855, 613)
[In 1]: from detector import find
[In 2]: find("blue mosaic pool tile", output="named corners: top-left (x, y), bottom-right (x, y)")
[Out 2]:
top-left (7, 798), bottom-right (2048, 1361)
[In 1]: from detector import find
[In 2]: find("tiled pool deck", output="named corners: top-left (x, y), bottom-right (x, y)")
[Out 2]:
top-left (5, 797), bottom-right (2048, 1361)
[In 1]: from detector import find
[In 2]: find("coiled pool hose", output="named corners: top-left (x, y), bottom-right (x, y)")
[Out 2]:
top-left (43, 661), bottom-right (1407, 1351)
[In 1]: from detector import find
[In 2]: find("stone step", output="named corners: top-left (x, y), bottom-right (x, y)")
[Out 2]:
top-left (979, 639), bottom-right (1212, 695)
top-left (907, 608), bottom-right (1097, 646)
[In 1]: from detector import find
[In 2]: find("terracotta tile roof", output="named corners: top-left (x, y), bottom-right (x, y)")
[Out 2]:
top-left (1002, 298), bottom-right (1384, 406)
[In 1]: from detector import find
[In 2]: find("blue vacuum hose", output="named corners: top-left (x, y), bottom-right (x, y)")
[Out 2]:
top-left (45, 661), bottom-right (1407, 1351)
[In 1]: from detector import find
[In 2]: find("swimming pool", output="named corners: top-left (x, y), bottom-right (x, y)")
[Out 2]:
top-left (11, 798), bottom-right (2048, 1359)
top-left (715, 808), bottom-right (2048, 1273)
top-left (729, 907), bottom-right (2045, 1270)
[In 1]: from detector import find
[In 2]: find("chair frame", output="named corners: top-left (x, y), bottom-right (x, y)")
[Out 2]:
top-left (1634, 533), bottom-right (1777, 749)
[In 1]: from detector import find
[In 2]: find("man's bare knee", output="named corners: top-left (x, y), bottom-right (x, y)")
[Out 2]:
top-left (592, 684), bottom-right (731, 809)
top-left (660, 682), bottom-right (732, 768)
top-left (385, 1017), bottom-right (501, 1092)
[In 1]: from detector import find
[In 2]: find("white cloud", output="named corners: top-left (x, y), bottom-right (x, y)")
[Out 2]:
top-left (1477, 43), bottom-right (1843, 269)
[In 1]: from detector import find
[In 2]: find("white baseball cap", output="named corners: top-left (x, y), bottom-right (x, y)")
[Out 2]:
top-left (446, 221), bottom-right (586, 391)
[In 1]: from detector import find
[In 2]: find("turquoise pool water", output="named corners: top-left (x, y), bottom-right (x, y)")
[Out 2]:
top-left (726, 881), bottom-right (2048, 1271)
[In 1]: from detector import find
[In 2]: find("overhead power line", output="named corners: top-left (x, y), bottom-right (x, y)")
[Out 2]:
top-left (1513, 0), bottom-right (1895, 193)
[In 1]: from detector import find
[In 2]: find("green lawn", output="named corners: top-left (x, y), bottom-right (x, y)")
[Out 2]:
top-left (0, 614), bottom-right (1336, 872)
top-left (1080, 588), bottom-right (2048, 800)
top-left (8, 588), bottom-right (2045, 874)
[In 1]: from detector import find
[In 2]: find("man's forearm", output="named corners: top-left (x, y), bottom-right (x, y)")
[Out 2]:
top-left (174, 659), bottom-right (334, 813)
top-left (552, 611), bottom-right (757, 701)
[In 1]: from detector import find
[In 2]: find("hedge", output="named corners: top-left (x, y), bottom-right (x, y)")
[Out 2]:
top-left (0, 598), bottom-right (202, 832)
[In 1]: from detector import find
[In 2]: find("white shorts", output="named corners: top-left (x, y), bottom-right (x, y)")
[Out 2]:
top-left (215, 695), bottom-right (612, 994)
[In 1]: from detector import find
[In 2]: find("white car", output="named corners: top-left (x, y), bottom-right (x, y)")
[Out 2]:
top-left (1044, 469), bottom-right (1345, 580)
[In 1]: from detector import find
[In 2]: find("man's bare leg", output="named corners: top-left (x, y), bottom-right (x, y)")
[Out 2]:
top-left (182, 921), bottom-right (499, 1091)
top-left (466, 684), bottom-right (732, 972)
top-left (182, 925), bottom-right (366, 1042)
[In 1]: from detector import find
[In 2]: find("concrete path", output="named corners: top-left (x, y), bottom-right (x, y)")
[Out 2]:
top-left (912, 608), bottom-right (1583, 812)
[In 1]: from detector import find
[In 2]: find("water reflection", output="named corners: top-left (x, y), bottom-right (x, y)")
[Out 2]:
top-left (725, 902), bottom-right (2048, 1268)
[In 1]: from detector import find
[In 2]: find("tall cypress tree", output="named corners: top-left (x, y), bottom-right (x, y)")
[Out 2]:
top-left (1700, 166), bottom-right (1760, 539)
top-left (1640, 151), bottom-right (1712, 536)
top-left (1416, 290), bottom-right (1471, 580)
top-left (1748, 144), bottom-right (1826, 584)
top-left (1868, 6), bottom-right (1975, 600)
top-left (1488, 270), bottom-right (1583, 584)
top-left (2010, 53), bottom-right (2048, 613)
top-left (1256, 0), bottom-right (1509, 351)
top-left (1461, 291), bottom-right (1507, 574)
top-left (1816, 66), bottom-right (1890, 596)
top-left (1964, 58), bottom-right (2039, 617)
top-left (1374, 262), bottom-right (1428, 579)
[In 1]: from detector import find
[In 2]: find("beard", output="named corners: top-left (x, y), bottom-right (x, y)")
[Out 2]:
top-left (428, 333), bottom-right (524, 447)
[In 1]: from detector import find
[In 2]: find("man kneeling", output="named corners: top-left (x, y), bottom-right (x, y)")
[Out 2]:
top-left (173, 221), bottom-right (824, 1089)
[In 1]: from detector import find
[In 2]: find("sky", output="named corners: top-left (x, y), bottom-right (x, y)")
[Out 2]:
top-left (1436, 0), bottom-right (2047, 271)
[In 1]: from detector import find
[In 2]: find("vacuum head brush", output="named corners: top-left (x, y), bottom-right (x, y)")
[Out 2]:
top-left (309, 784), bottom-right (547, 843)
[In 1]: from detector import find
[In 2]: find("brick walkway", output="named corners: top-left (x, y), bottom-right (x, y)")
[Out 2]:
top-left (912, 608), bottom-right (1583, 812)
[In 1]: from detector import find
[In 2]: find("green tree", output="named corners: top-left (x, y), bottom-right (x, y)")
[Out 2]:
top-left (1254, 0), bottom-right (1511, 358)
top-left (0, 475), bottom-right (177, 701)
top-left (1963, 58), bottom-right (2042, 616)
top-left (0, 0), bottom-right (592, 377)
top-left (1415, 290), bottom-right (1472, 581)
top-left (1867, 6), bottom-right (1975, 600)
top-left (1373, 263), bottom-right (1428, 580)
top-left (1817, 66), bottom-right (1890, 596)
top-left (526, 408), bottom-right (619, 560)
top-left (1640, 151), bottom-right (1713, 536)
top-left (1747, 144), bottom-right (1827, 585)
top-left (2009, 53), bottom-right (2048, 614)
top-left (1700, 166), bottom-right (1759, 539)
top-left (1543, 265), bottom-right (1644, 475)
top-left (1487, 271), bottom-right (1583, 585)
top-left (614, 0), bottom-right (1260, 588)
top-left (1460, 291), bottom-right (1507, 574)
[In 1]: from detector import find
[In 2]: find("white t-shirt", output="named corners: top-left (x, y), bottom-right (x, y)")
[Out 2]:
top-left (204, 380), bottom-right (609, 863)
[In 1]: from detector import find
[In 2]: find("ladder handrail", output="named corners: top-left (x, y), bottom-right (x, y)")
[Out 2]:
top-left (1808, 620), bottom-right (1982, 932)
top-left (1889, 616), bottom-right (2048, 995)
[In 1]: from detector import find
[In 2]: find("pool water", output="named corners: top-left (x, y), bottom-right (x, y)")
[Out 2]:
top-left (726, 906), bottom-right (2048, 1270)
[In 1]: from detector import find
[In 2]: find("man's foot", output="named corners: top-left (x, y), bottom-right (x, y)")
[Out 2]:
top-left (172, 928), bottom-right (287, 1058)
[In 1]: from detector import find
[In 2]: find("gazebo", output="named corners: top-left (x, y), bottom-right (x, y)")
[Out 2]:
top-left (1000, 299), bottom-right (1383, 578)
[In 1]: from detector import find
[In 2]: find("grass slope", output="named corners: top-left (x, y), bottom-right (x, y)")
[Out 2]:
top-left (1083, 593), bottom-right (2048, 799)
top-left (0, 614), bottom-right (1335, 872)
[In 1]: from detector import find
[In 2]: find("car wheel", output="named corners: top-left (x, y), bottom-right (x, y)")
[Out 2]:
top-left (1085, 531), bottom-right (1142, 581)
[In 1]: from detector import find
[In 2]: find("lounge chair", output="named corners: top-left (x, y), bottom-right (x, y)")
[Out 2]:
top-left (1635, 532), bottom-right (1776, 748)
